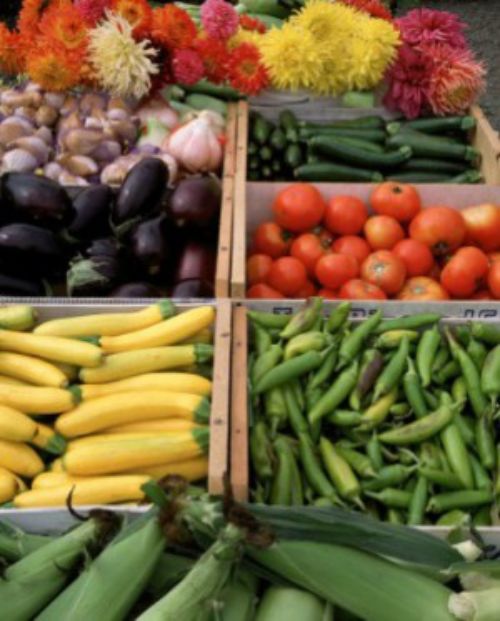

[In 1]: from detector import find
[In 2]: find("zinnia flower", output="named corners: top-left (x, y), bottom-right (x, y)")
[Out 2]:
top-left (339, 0), bottom-right (393, 22)
top-left (88, 12), bottom-right (159, 99)
top-left (227, 42), bottom-right (268, 95)
top-left (384, 43), bottom-right (433, 119)
top-left (425, 43), bottom-right (486, 115)
top-left (239, 15), bottom-right (267, 34)
top-left (74, 0), bottom-right (111, 26)
top-left (396, 8), bottom-right (467, 49)
top-left (151, 5), bottom-right (197, 49)
top-left (39, 3), bottom-right (89, 51)
top-left (172, 48), bottom-right (205, 85)
top-left (26, 38), bottom-right (81, 90)
top-left (200, 0), bottom-right (239, 41)
top-left (0, 24), bottom-right (24, 75)
top-left (194, 36), bottom-right (229, 83)
top-left (110, 0), bottom-right (153, 39)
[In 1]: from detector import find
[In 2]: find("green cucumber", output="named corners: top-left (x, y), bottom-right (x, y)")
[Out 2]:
top-left (262, 165), bottom-right (273, 179)
top-left (446, 170), bottom-right (483, 184)
top-left (326, 135), bottom-right (385, 154)
top-left (252, 113), bottom-right (274, 145)
top-left (271, 160), bottom-right (282, 173)
top-left (299, 116), bottom-right (385, 130)
top-left (184, 94), bottom-right (227, 116)
top-left (279, 110), bottom-right (299, 143)
top-left (259, 146), bottom-right (273, 161)
top-left (240, 0), bottom-right (289, 18)
top-left (387, 172), bottom-right (453, 183)
top-left (311, 135), bottom-right (412, 169)
top-left (295, 162), bottom-right (383, 182)
top-left (269, 128), bottom-right (287, 150)
top-left (248, 156), bottom-right (260, 171)
top-left (181, 80), bottom-right (242, 101)
top-left (398, 158), bottom-right (468, 175)
top-left (285, 144), bottom-right (303, 168)
top-left (248, 170), bottom-right (260, 181)
top-left (388, 116), bottom-right (476, 135)
top-left (386, 130), bottom-right (479, 162)
top-left (299, 127), bottom-right (386, 143)
top-left (247, 142), bottom-right (259, 156)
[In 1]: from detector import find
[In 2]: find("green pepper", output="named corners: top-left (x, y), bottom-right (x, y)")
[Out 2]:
top-left (326, 410), bottom-right (363, 427)
top-left (252, 322), bottom-right (272, 356)
top-left (326, 302), bottom-right (351, 333)
top-left (254, 351), bottom-right (323, 395)
top-left (469, 453), bottom-right (492, 492)
top-left (375, 330), bottom-right (419, 349)
top-left (436, 510), bottom-right (470, 527)
top-left (440, 423), bottom-right (474, 489)
top-left (432, 347), bottom-right (450, 374)
top-left (416, 325), bottom-right (441, 387)
top-left (252, 344), bottom-right (283, 387)
top-left (358, 388), bottom-right (398, 430)
top-left (319, 437), bottom-right (361, 502)
top-left (470, 321), bottom-right (500, 345)
top-left (248, 310), bottom-right (290, 330)
top-left (472, 505), bottom-right (492, 527)
top-left (298, 433), bottom-right (342, 505)
top-left (280, 297), bottom-right (323, 339)
top-left (390, 402), bottom-right (411, 417)
top-left (365, 488), bottom-right (412, 509)
top-left (475, 416), bottom-right (496, 471)
top-left (467, 337), bottom-right (488, 372)
top-left (336, 445), bottom-right (376, 479)
top-left (264, 387), bottom-right (288, 435)
top-left (250, 420), bottom-right (275, 480)
top-left (283, 383), bottom-right (308, 438)
top-left (337, 311), bottom-right (382, 369)
top-left (379, 405), bottom-right (454, 445)
top-left (419, 442), bottom-right (442, 470)
top-left (374, 313), bottom-right (440, 334)
top-left (366, 433), bottom-right (384, 472)
top-left (309, 360), bottom-right (359, 425)
top-left (308, 344), bottom-right (338, 390)
top-left (403, 358), bottom-right (428, 419)
top-left (361, 464), bottom-right (414, 492)
top-left (417, 467), bottom-right (463, 490)
top-left (435, 360), bottom-right (460, 385)
top-left (270, 436), bottom-right (295, 505)
top-left (372, 337), bottom-right (409, 402)
top-left (350, 349), bottom-right (384, 409)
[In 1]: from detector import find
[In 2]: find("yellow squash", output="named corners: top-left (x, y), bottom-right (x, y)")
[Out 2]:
top-left (0, 352), bottom-right (68, 388)
top-left (0, 305), bottom-right (36, 331)
top-left (0, 404), bottom-right (37, 442)
top-left (103, 419), bottom-right (200, 434)
top-left (130, 456), bottom-right (209, 482)
top-left (0, 467), bottom-right (25, 502)
top-left (0, 375), bottom-right (28, 386)
top-left (31, 423), bottom-right (67, 455)
top-left (67, 432), bottom-right (187, 451)
top-left (0, 384), bottom-right (75, 414)
top-left (0, 439), bottom-right (44, 478)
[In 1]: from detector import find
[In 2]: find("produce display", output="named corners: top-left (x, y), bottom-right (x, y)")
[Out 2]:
top-left (0, 302), bottom-right (214, 507)
top-left (0, 488), bottom-right (499, 621)
top-left (248, 299), bottom-right (500, 525)
top-left (246, 183), bottom-right (500, 300)
top-left (247, 111), bottom-right (482, 183)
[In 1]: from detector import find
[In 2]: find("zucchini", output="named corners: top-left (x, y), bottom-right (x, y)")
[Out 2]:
top-left (398, 158), bottom-right (468, 175)
top-left (279, 110), bottom-right (299, 143)
top-left (284, 144), bottom-right (303, 169)
top-left (248, 156), bottom-right (260, 171)
top-left (390, 116), bottom-right (476, 135)
top-left (184, 94), bottom-right (227, 116)
top-left (247, 142), bottom-right (258, 156)
top-left (446, 170), bottom-right (483, 184)
top-left (326, 135), bottom-right (385, 154)
top-left (295, 162), bottom-right (383, 182)
top-left (240, 0), bottom-right (289, 18)
top-left (387, 172), bottom-right (453, 183)
top-left (299, 116), bottom-right (385, 130)
top-left (311, 135), bottom-right (412, 169)
top-left (252, 113), bottom-right (274, 145)
top-left (181, 80), bottom-right (242, 101)
top-left (259, 146), bottom-right (273, 161)
top-left (269, 128), bottom-right (287, 150)
top-left (386, 130), bottom-right (479, 162)
top-left (298, 127), bottom-right (386, 143)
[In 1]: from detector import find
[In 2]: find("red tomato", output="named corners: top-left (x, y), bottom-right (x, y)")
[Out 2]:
top-left (440, 246), bottom-right (489, 298)
top-left (392, 239), bottom-right (434, 277)
top-left (246, 254), bottom-right (273, 286)
top-left (489, 252), bottom-right (500, 264)
top-left (315, 253), bottom-right (359, 290)
top-left (370, 182), bottom-right (421, 222)
top-left (409, 206), bottom-right (466, 256)
top-left (294, 280), bottom-right (317, 298)
top-left (338, 279), bottom-right (387, 300)
top-left (324, 195), bottom-right (368, 236)
top-left (253, 221), bottom-right (290, 258)
top-left (247, 284), bottom-right (284, 299)
top-left (361, 251), bottom-right (407, 296)
top-left (332, 235), bottom-right (371, 265)
top-left (291, 233), bottom-right (326, 277)
top-left (397, 277), bottom-right (450, 301)
top-left (267, 256), bottom-right (307, 296)
top-left (488, 262), bottom-right (500, 299)
top-left (273, 183), bottom-right (326, 233)
top-left (472, 289), bottom-right (494, 300)
top-left (364, 215), bottom-right (405, 250)
top-left (461, 203), bottom-right (500, 252)
top-left (318, 288), bottom-right (337, 299)
top-left (316, 227), bottom-right (335, 247)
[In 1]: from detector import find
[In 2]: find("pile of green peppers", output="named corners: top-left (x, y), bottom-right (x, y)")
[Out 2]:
top-left (248, 298), bottom-right (500, 526)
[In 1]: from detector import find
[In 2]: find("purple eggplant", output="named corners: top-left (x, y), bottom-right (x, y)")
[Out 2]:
top-left (173, 239), bottom-right (216, 286)
top-left (67, 184), bottom-right (113, 241)
top-left (169, 176), bottom-right (221, 228)
top-left (112, 158), bottom-right (168, 226)
top-left (0, 223), bottom-right (65, 277)
top-left (0, 273), bottom-right (46, 297)
top-left (85, 237), bottom-right (122, 259)
top-left (171, 279), bottom-right (214, 298)
top-left (67, 254), bottom-right (121, 297)
top-left (130, 213), bottom-right (170, 278)
top-left (1, 173), bottom-right (74, 229)
top-left (111, 282), bottom-right (162, 298)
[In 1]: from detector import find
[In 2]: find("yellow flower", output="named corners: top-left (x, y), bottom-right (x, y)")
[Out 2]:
top-left (290, 0), bottom-right (355, 45)
top-left (228, 27), bottom-right (263, 50)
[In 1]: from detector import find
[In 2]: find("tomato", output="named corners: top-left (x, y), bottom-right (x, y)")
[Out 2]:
top-left (273, 183), bottom-right (326, 233)
top-left (318, 288), bottom-right (337, 299)
top-left (247, 284), bottom-right (284, 299)
top-left (472, 289), bottom-right (494, 300)
top-left (294, 280), bottom-right (317, 298)
top-left (315, 253), bottom-right (359, 290)
top-left (488, 261), bottom-right (500, 299)
top-left (324, 195), bottom-right (368, 236)
top-left (409, 206), bottom-right (466, 256)
top-left (290, 233), bottom-right (326, 277)
top-left (267, 256), bottom-right (307, 296)
top-left (361, 250), bottom-right (407, 296)
top-left (253, 221), bottom-right (290, 258)
top-left (392, 239), bottom-right (434, 277)
top-left (489, 252), bottom-right (500, 264)
top-left (461, 203), bottom-right (500, 252)
top-left (397, 277), bottom-right (449, 301)
top-left (440, 246), bottom-right (489, 298)
top-left (246, 254), bottom-right (273, 286)
top-left (338, 279), bottom-right (387, 300)
top-left (370, 182), bottom-right (421, 222)
top-left (364, 215), bottom-right (405, 250)
top-left (316, 227), bottom-right (335, 247)
top-left (332, 235), bottom-right (371, 265)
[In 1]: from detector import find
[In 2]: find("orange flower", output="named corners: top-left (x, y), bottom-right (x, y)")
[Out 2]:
top-left (39, 3), bottom-right (89, 51)
top-left (151, 5), bottom-right (197, 50)
top-left (228, 42), bottom-right (268, 95)
top-left (111, 0), bottom-right (153, 39)
top-left (26, 37), bottom-right (82, 91)
top-left (0, 24), bottom-right (24, 75)
top-left (18, 0), bottom-right (45, 38)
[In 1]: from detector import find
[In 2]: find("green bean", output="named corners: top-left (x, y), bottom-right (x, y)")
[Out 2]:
top-left (305, 384), bottom-right (323, 412)
top-left (372, 337), bottom-right (409, 401)
top-left (374, 313), bottom-right (440, 334)
top-left (361, 464), bottom-right (414, 492)
top-left (427, 490), bottom-right (493, 513)
top-left (454, 413), bottom-right (475, 447)
top-left (250, 420), bottom-right (275, 480)
top-left (390, 402), bottom-right (411, 417)
top-left (472, 505), bottom-right (492, 527)
top-left (254, 351), bottom-right (323, 394)
top-left (326, 410), bottom-right (363, 427)
top-left (441, 423), bottom-right (474, 489)
top-left (470, 321), bottom-right (500, 345)
top-left (264, 387), bottom-right (288, 435)
top-left (309, 360), bottom-right (359, 424)
top-left (475, 416), bottom-right (497, 470)
top-left (283, 383), bottom-right (309, 437)
top-left (434, 360), bottom-right (460, 385)
top-left (289, 448), bottom-right (304, 506)
top-left (298, 433), bottom-right (342, 504)
top-left (338, 310), bottom-right (382, 369)
top-left (281, 297), bottom-right (323, 339)
top-left (326, 301), bottom-right (351, 333)
top-left (336, 445), bottom-right (376, 478)
top-left (290, 378), bottom-right (305, 412)
top-left (365, 489), bottom-right (412, 509)
top-left (270, 436), bottom-right (295, 505)
top-left (387, 509), bottom-right (405, 525)
top-left (320, 437), bottom-right (361, 501)
top-left (403, 358), bottom-right (428, 419)
top-left (418, 467), bottom-right (464, 490)
top-left (252, 322), bottom-right (272, 356)
top-left (451, 376), bottom-right (467, 408)
top-left (419, 442), bottom-right (442, 470)
top-left (469, 453), bottom-right (492, 492)
top-left (481, 344), bottom-right (500, 398)
top-left (375, 330), bottom-right (419, 349)
top-left (408, 475), bottom-right (428, 525)
top-left (308, 345), bottom-right (338, 390)
top-left (436, 510), bottom-right (470, 527)
top-left (284, 331), bottom-right (327, 360)
top-left (379, 405), bottom-right (454, 445)
top-left (366, 434), bottom-right (384, 472)
top-left (432, 347), bottom-right (450, 373)
top-left (423, 389), bottom-right (439, 410)
top-left (352, 349), bottom-right (384, 408)
top-left (252, 344), bottom-right (283, 387)
top-left (358, 388), bottom-right (398, 430)
top-left (248, 310), bottom-right (290, 329)
top-left (417, 325), bottom-right (441, 387)
top-left (467, 337), bottom-right (488, 372)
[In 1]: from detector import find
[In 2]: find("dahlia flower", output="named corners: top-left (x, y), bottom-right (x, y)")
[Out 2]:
top-left (151, 5), bottom-right (197, 50)
top-left (339, 0), bottom-right (393, 21)
top-left (0, 24), bottom-right (24, 74)
top-left (110, 0), bottom-right (153, 39)
top-left (172, 48), bottom-right (205, 85)
top-left (26, 38), bottom-right (82, 90)
top-left (396, 8), bottom-right (467, 49)
top-left (74, 0), bottom-right (111, 26)
top-left (39, 3), bottom-right (89, 51)
top-left (200, 0), bottom-right (239, 41)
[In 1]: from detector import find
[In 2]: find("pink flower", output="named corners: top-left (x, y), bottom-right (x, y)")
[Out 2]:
top-left (200, 0), bottom-right (239, 41)
top-left (74, 0), bottom-right (111, 26)
top-left (384, 44), bottom-right (433, 119)
top-left (396, 8), bottom-right (467, 49)
top-left (172, 48), bottom-right (205, 85)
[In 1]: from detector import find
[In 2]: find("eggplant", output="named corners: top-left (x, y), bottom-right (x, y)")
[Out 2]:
top-left (0, 273), bottom-right (46, 297)
top-left (67, 184), bottom-right (113, 241)
top-left (0, 223), bottom-right (65, 277)
top-left (1, 172), bottom-right (74, 229)
top-left (67, 254), bottom-right (121, 297)
top-left (173, 239), bottom-right (216, 286)
top-left (130, 213), bottom-right (170, 277)
top-left (111, 282), bottom-right (162, 298)
top-left (171, 279), bottom-right (214, 298)
top-left (169, 176), bottom-right (221, 227)
top-left (112, 158), bottom-right (168, 226)
top-left (85, 237), bottom-right (122, 259)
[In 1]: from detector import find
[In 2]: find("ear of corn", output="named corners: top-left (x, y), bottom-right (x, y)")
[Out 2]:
top-left (146, 553), bottom-right (195, 600)
top-left (0, 305), bottom-right (36, 331)
top-left (255, 586), bottom-right (330, 621)
top-left (103, 418), bottom-right (200, 434)
top-left (0, 404), bottom-right (37, 442)
top-left (128, 455), bottom-right (209, 481)
top-left (217, 569), bottom-right (260, 621)
top-left (0, 384), bottom-right (74, 414)
top-left (0, 439), bottom-right (44, 478)
top-left (449, 587), bottom-right (500, 621)
top-left (0, 520), bottom-right (52, 562)
top-left (0, 352), bottom-right (68, 388)
top-left (31, 423), bottom-right (67, 455)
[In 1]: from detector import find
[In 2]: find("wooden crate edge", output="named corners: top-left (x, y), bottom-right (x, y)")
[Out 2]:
top-left (471, 105), bottom-right (500, 185)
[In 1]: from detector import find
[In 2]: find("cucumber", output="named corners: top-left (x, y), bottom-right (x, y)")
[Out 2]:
top-left (168, 100), bottom-right (196, 116)
top-left (248, 170), bottom-right (261, 181)
top-left (252, 113), bottom-right (274, 145)
top-left (247, 142), bottom-right (259, 156)
top-left (279, 110), bottom-right (299, 143)
top-left (248, 156), bottom-right (260, 171)
top-left (387, 172), bottom-right (453, 183)
top-left (247, 12), bottom-right (284, 28)
top-left (262, 165), bottom-right (273, 179)
top-left (284, 144), bottom-right (303, 168)
top-left (161, 85), bottom-right (185, 101)
top-left (271, 160), bottom-right (282, 173)
top-left (295, 162), bottom-right (383, 182)
top-left (390, 116), bottom-right (476, 135)
top-left (185, 94), bottom-right (227, 116)
top-left (386, 130), bottom-right (479, 162)
top-left (181, 80), bottom-right (242, 101)
top-left (299, 127), bottom-right (386, 143)
top-left (311, 136), bottom-right (412, 169)
top-left (240, 0), bottom-right (289, 18)
top-left (325, 135), bottom-right (385, 154)
top-left (446, 170), bottom-right (483, 184)
top-left (269, 128), bottom-right (287, 150)
top-left (299, 116), bottom-right (385, 130)
top-left (398, 158), bottom-right (468, 175)
top-left (259, 146), bottom-right (273, 161)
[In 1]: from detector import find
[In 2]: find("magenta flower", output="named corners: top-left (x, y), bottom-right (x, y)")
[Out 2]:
top-left (396, 8), bottom-right (467, 49)
top-left (74, 0), bottom-right (111, 26)
top-left (172, 48), bottom-right (205, 85)
top-left (200, 0), bottom-right (239, 41)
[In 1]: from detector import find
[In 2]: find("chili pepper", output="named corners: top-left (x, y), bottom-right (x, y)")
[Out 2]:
top-left (390, 402), bottom-right (411, 417)
top-left (454, 413), bottom-right (475, 447)
top-left (472, 506), bottom-right (492, 527)
top-left (387, 509), bottom-right (404, 525)
top-left (408, 475), bottom-right (428, 525)
top-left (470, 321), bottom-right (500, 345)
top-left (252, 344), bottom-right (283, 387)
top-left (350, 349), bottom-right (384, 410)
top-left (326, 410), bottom-right (363, 427)
top-left (337, 310), bottom-right (382, 370)
top-left (403, 358), bottom-right (428, 419)
top-left (309, 419), bottom-right (322, 445)
top-left (283, 384), bottom-right (308, 437)
top-left (308, 345), bottom-right (338, 390)
top-left (481, 344), bottom-right (500, 398)
top-left (374, 330), bottom-right (419, 350)
top-left (379, 404), bottom-right (454, 445)
top-left (416, 325), bottom-right (441, 388)
top-left (254, 351), bottom-right (323, 395)
top-left (436, 510), bottom-right (470, 527)
top-left (270, 436), bottom-right (294, 505)
top-left (454, 325), bottom-right (471, 347)
top-left (418, 467), bottom-right (463, 490)
top-left (496, 445), bottom-right (500, 496)
top-left (440, 423), bottom-right (474, 489)
top-left (432, 347), bottom-right (450, 374)
top-left (372, 337), bottom-right (409, 402)
top-left (365, 489), bottom-right (412, 509)
top-left (437, 447), bottom-right (452, 474)
top-left (252, 322), bottom-right (272, 356)
top-left (435, 360), bottom-right (460, 385)
top-left (469, 453), bottom-right (492, 492)
top-left (326, 301), bottom-right (351, 333)
top-left (467, 338), bottom-right (488, 372)
top-left (319, 437), bottom-right (361, 502)
top-left (419, 443), bottom-right (442, 470)
top-left (361, 464), bottom-right (414, 492)
top-left (305, 384), bottom-right (323, 413)
top-left (451, 376), bottom-right (467, 407)
top-left (284, 331), bottom-right (327, 360)
top-left (303, 479), bottom-right (315, 505)
top-left (427, 490), bottom-right (493, 513)
top-left (280, 297), bottom-right (323, 339)
top-left (475, 416), bottom-right (497, 470)
top-left (374, 313), bottom-right (440, 334)
top-left (313, 497), bottom-right (334, 508)
top-left (336, 445), bottom-right (376, 479)
top-left (289, 448), bottom-right (304, 506)
top-left (298, 432), bottom-right (342, 505)
top-left (366, 433), bottom-right (384, 472)
top-left (248, 310), bottom-right (291, 330)
top-left (358, 388), bottom-right (398, 430)
top-left (309, 360), bottom-right (359, 425)
top-left (423, 389), bottom-right (439, 410)
top-left (399, 448), bottom-right (419, 466)
top-left (250, 420), bottom-right (275, 480)
top-left (264, 387), bottom-right (288, 435)
top-left (290, 378), bottom-right (305, 412)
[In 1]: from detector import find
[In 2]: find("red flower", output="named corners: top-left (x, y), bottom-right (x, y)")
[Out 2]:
top-left (194, 36), bottom-right (228, 84)
top-left (0, 24), bottom-right (24, 74)
top-left (339, 0), bottom-right (393, 21)
top-left (151, 5), bottom-right (197, 50)
top-left (74, 0), bottom-right (111, 26)
top-left (239, 14), bottom-right (267, 34)
top-left (396, 8), bottom-right (467, 49)
top-left (172, 48), bottom-right (205, 85)
top-left (110, 0), bottom-right (153, 39)
top-left (227, 42), bottom-right (269, 96)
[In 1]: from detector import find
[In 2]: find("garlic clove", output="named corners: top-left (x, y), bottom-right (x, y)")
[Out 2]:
top-left (58, 170), bottom-right (90, 187)
top-left (57, 111), bottom-right (83, 136)
top-left (35, 126), bottom-right (53, 145)
top-left (8, 136), bottom-right (50, 164)
top-left (91, 140), bottom-right (122, 162)
top-left (44, 161), bottom-right (63, 181)
top-left (62, 128), bottom-right (103, 155)
top-left (35, 105), bottom-right (59, 127)
top-left (84, 116), bottom-right (104, 130)
top-left (1, 90), bottom-right (40, 109)
top-left (2, 148), bottom-right (38, 172)
top-left (0, 105), bottom-right (12, 117)
top-left (44, 92), bottom-right (66, 108)
top-left (56, 154), bottom-right (99, 177)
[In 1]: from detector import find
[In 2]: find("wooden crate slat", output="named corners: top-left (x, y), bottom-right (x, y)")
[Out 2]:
top-left (471, 105), bottom-right (500, 185)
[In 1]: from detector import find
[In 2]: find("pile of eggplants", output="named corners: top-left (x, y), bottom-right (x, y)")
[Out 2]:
top-left (0, 157), bottom-right (221, 297)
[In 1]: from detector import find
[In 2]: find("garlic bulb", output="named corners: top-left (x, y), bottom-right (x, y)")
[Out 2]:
top-left (166, 116), bottom-right (222, 173)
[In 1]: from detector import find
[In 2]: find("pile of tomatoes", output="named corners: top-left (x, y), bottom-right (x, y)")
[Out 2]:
top-left (246, 182), bottom-right (500, 301)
